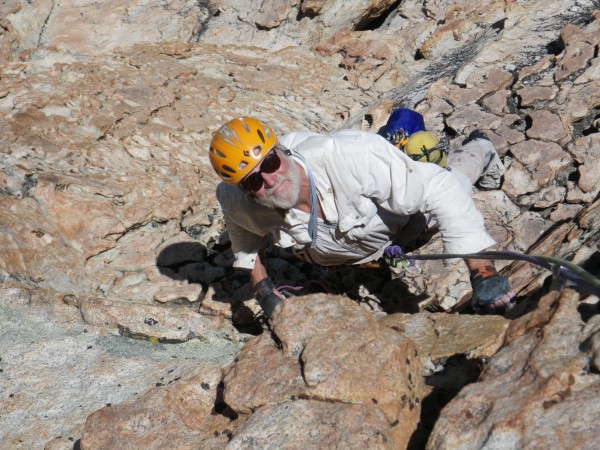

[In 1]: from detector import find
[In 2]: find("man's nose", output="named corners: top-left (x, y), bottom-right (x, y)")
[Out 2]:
top-left (261, 170), bottom-right (279, 189)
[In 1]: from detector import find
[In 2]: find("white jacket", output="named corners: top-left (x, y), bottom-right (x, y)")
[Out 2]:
top-left (217, 130), bottom-right (495, 269)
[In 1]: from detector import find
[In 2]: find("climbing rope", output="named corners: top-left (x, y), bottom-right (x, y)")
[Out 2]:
top-left (383, 245), bottom-right (600, 297)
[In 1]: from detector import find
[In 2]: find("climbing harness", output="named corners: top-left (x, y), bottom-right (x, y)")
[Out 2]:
top-left (383, 245), bottom-right (600, 297)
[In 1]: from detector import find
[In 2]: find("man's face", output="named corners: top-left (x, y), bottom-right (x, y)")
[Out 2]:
top-left (241, 146), bottom-right (301, 210)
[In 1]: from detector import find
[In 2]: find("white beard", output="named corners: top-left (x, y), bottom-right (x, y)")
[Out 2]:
top-left (253, 154), bottom-right (301, 210)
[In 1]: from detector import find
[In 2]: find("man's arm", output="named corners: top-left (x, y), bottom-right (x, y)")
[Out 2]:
top-left (217, 182), bottom-right (283, 318)
top-left (250, 247), bottom-right (269, 285)
top-left (335, 133), bottom-right (514, 312)
top-left (225, 224), bottom-right (283, 318)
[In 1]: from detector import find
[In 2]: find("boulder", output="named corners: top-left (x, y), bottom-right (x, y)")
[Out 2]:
top-left (428, 289), bottom-right (600, 449)
top-left (80, 365), bottom-right (236, 449)
top-left (224, 295), bottom-right (423, 449)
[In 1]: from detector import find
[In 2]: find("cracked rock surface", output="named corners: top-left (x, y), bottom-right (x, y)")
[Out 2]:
top-left (0, 0), bottom-right (599, 448)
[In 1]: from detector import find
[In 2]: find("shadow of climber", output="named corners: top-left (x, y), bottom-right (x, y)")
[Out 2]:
top-left (156, 241), bottom-right (263, 333)
top-left (156, 241), bottom-right (225, 285)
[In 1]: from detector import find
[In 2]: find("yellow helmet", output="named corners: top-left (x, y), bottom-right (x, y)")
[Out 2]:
top-left (404, 131), bottom-right (448, 167)
top-left (209, 117), bottom-right (278, 185)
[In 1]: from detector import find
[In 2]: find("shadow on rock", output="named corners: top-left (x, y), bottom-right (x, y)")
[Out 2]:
top-left (339, 265), bottom-right (430, 314)
top-left (409, 355), bottom-right (484, 449)
top-left (157, 242), bottom-right (216, 283)
top-left (156, 242), bottom-right (263, 334)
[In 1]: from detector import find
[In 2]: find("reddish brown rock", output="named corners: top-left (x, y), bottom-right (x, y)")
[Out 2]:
top-left (80, 366), bottom-right (236, 449)
top-left (227, 400), bottom-right (394, 449)
top-left (379, 312), bottom-right (509, 362)
top-left (562, 78), bottom-right (600, 125)
top-left (0, 196), bottom-right (90, 294)
top-left (509, 211), bottom-right (553, 252)
top-left (554, 23), bottom-right (600, 81)
top-left (255, 0), bottom-right (293, 30)
top-left (516, 85), bottom-right (558, 106)
top-left (427, 289), bottom-right (600, 450)
top-left (526, 109), bottom-right (569, 143)
top-left (224, 295), bottom-right (423, 449)
top-left (2, 2), bottom-right (600, 449)
top-left (482, 89), bottom-right (511, 115)
top-left (549, 203), bottom-right (584, 222)
top-left (503, 139), bottom-right (572, 196)
top-left (445, 105), bottom-right (502, 134)
top-left (568, 133), bottom-right (600, 196)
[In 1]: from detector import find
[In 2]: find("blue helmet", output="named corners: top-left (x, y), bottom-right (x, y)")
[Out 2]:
top-left (384, 108), bottom-right (426, 147)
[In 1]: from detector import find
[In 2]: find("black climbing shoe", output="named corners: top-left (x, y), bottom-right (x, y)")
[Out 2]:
top-left (463, 130), bottom-right (490, 145)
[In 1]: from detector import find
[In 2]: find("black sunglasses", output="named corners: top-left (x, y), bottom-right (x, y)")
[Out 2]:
top-left (240, 150), bottom-right (282, 193)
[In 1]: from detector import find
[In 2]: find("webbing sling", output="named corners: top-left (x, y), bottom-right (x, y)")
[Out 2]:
top-left (292, 151), bottom-right (318, 248)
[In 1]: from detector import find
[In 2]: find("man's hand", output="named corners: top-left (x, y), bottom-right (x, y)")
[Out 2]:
top-left (250, 249), bottom-right (284, 318)
top-left (466, 258), bottom-right (516, 314)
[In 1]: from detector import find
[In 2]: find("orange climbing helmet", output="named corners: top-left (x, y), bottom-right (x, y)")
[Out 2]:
top-left (209, 117), bottom-right (278, 185)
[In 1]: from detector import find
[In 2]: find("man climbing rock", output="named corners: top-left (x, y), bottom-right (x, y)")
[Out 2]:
top-left (209, 113), bottom-right (516, 318)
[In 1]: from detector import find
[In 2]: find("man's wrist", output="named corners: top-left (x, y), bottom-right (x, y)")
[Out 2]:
top-left (253, 277), bottom-right (276, 299)
top-left (252, 277), bottom-right (281, 318)
top-left (469, 264), bottom-right (498, 282)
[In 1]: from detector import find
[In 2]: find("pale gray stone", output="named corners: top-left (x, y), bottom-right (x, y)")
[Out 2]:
top-left (0, 286), bottom-right (241, 449)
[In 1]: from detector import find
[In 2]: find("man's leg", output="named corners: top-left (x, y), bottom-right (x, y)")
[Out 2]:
top-left (447, 132), bottom-right (505, 189)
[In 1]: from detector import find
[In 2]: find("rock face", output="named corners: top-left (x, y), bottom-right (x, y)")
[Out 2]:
top-left (3, 0), bottom-right (209, 55)
top-left (77, 296), bottom-right (420, 449)
top-left (225, 295), bottom-right (422, 449)
top-left (0, 285), bottom-right (243, 449)
top-left (379, 312), bottom-right (509, 362)
top-left (428, 289), bottom-right (600, 449)
top-left (80, 365), bottom-right (235, 450)
top-left (226, 399), bottom-right (394, 450)
top-left (0, 0), bottom-right (599, 448)
top-left (0, 42), bottom-right (364, 302)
